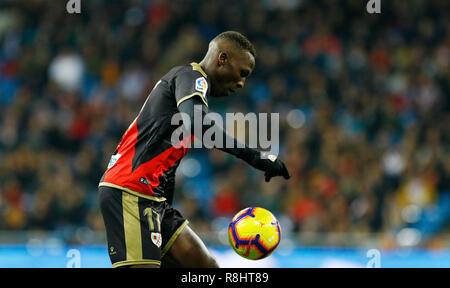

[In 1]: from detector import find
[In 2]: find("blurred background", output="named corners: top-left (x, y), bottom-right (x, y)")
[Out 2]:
top-left (0, 0), bottom-right (448, 267)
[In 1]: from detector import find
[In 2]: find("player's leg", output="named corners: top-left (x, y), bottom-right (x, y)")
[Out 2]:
top-left (158, 204), bottom-right (219, 268)
top-left (162, 224), bottom-right (219, 268)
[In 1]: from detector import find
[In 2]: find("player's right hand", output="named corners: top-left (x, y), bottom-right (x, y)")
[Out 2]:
top-left (242, 150), bottom-right (291, 182)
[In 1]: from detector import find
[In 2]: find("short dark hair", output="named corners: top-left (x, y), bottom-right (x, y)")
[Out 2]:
top-left (213, 31), bottom-right (256, 57)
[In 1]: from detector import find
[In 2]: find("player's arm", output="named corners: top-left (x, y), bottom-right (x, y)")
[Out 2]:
top-left (177, 97), bottom-right (290, 182)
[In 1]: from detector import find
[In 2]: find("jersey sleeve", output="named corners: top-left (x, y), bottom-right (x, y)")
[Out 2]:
top-left (174, 70), bottom-right (209, 108)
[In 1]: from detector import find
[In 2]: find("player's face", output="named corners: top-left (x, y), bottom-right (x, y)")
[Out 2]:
top-left (213, 50), bottom-right (255, 97)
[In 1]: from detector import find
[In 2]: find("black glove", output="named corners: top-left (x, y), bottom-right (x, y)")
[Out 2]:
top-left (238, 149), bottom-right (291, 182)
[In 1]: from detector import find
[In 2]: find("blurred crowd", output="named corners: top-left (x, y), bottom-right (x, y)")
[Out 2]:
top-left (0, 0), bottom-right (448, 247)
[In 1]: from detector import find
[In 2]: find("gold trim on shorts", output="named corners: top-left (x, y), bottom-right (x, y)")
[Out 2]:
top-left (99, 182), bottom-right (166, 202)
top-left (161, 219), bottom-right (189, 258)
top-left (112, 260), bottom-right (161, 268)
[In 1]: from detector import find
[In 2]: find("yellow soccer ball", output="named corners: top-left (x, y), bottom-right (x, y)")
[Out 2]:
top-left (228, 207), bottom-right (281, 260)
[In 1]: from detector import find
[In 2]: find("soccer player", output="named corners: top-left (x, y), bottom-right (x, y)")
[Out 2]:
top-left (98, 31), bottom-right (290, 268)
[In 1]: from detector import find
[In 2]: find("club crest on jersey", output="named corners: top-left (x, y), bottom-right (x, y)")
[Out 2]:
top-left (195, 77), bottom-right (208, 95)
top-left (151, 232), bottom-right (162, 248)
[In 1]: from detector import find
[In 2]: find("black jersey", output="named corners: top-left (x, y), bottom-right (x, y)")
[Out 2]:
top-left (99, 62), bottom-right (210, 202)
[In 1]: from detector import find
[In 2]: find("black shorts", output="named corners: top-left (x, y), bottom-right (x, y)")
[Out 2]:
top-left (99, 185), bottom-right (188, 268)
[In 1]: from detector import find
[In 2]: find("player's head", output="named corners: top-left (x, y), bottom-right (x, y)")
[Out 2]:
top-left (201, 31), bottom-right (256, 97)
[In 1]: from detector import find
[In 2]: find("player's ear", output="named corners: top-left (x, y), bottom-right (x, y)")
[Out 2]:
top-left (218, 52), bottom-right (228, 66)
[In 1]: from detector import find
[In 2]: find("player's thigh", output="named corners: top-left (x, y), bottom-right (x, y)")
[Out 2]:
top-left (165, 225), bottom-right (219, 268)
top-left (99, 186), bottom-right (164, 268)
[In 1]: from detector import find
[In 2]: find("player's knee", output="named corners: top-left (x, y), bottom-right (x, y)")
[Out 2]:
top-left (206, 253), bottom-right (219, 268)
top-left (191, 244), bottom-right (219, 268)
top-left (182, 242), bottom-right (218, 268)
top-left (192, 243), bottom-right (218, 267)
